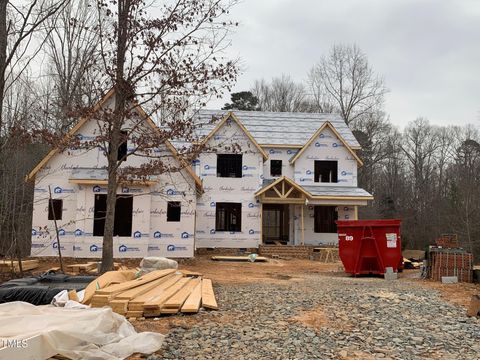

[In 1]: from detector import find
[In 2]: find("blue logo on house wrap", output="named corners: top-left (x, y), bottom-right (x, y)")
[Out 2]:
top-left (192, 159), bottom-right (200, 165)
top-left (287, 149), bottom-right (296, 155)
top-left (269, 149), bottom-right (282, 154)
top-left (119, 245), bottom-right (128, 252)
top-left (53, 242), bottom-right (58, 248)
top-left (210, 202), bottom-right (215, 207)
top-left (53, 187), bottom-right (62, 194)
top-left (181, 232), bottom-right (190, 239)
top-left (210, 229), bottom-right (215, 234)
top-left (306, 170), bottom-right (312, 175)
top-left (248, 202), bottom-right (255, 208)
top-left (154, 231), bottom-right (162, 238)
top-left (315, 142), bottom-right (328, 147)
top-left (32, 229), bottom-right (37, 236)
top-left (76, 133), bottom-right (84, 140)
top-left (58, 229), bottom-right (66, 236)
top-left (133, 231), bottom-right (142, 238)
top-left (75, 229), bottom-right (83, 236)
top-left (90, 244), bottom-right (99, 252)
top-left (166, 188), bottom-right (182, 195)
top-left (204, 164), bottom-right (210, 170)
top-left (167, 244), bottom-right (188, 252)
top-left (93, 185), bottom-right (101, 193)
top-left (319, 133), bottom-right (325, 138)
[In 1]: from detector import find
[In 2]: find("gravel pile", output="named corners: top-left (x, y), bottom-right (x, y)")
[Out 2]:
top-left (149, 275), bottom-right (480, 359)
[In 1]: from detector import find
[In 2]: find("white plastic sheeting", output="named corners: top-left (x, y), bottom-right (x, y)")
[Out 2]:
top-left (0, 301), bottom-right (164, 360)
top-left (140, 256), bottom-right (178, 272)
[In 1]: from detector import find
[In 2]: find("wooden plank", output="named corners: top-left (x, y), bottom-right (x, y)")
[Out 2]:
top-left (201, 279), bottom-right (218, 310)
top-left (163, 278), bottom-right (200, 309)
top-left (211, 256), bottom-right (268, 262)
top-left (181, 270), bottom-right (203, 277)
top-left (82, 270), bottom-right (137, 305)
top-left (114, 273), bottom-right (176, 300)
top-left (96, 269), bottom-right (176, 297)
top-left (128, 274), bottom-right (183, 310)
top-left (143, 277), bottom-right (191, 310)
top-left (181, 281), bottom-right (202, 313)
top-left (160, 307), bottom-right (180, 314)
top-left (109, 299), bottom-right (129, 315)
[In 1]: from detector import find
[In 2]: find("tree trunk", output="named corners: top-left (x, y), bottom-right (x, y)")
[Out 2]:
top-left (101, 161), bottom-right (118, 272)
top-left (0, 1), bottom-right (7, 134)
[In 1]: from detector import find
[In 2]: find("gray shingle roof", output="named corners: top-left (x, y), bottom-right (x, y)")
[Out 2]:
top-left (301, 185), bottom-right (373, 198)
top-left (194, 110), bottom-right (360, 148)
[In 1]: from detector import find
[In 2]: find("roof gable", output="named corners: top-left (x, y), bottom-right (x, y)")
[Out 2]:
top-left (199, 112), bottom-right (268, 160)
top-left (26, 89), bottom-right (203, 190)
top-left (289, 121), bottom-right (363, 166)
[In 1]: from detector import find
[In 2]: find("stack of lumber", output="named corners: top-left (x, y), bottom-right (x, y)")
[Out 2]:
top-left (0, 259), bottom-right (39, 272)
top-left (66, 262), bottom-right (97, 274)
top-left (89, 269), bottom-right (218, 318)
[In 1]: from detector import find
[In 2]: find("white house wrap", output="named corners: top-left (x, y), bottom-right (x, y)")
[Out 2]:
top-left (28, 91), bottom-right (373, 258)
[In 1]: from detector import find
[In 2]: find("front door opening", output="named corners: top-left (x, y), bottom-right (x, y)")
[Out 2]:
top-left (262, 204), bottom-right (289, 244)
top-left (93, 194), bottom-right (133, 236)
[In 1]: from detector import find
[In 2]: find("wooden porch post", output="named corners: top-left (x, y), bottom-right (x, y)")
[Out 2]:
top-left (301, 204), bottom-right (305, 245)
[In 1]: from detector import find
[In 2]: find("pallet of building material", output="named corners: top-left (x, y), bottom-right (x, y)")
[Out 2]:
top-left (211, 255), bottom-right (268, 262)
top-left (0, 259), bottom-right (39, 272)
top-left (435, 234), bottom-right (459, 248)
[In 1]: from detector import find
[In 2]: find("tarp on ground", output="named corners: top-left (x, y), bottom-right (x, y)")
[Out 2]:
top-left (0, 301), bottom-right (164, 360)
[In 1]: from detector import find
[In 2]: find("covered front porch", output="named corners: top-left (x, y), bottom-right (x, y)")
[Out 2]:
top-left (255, 176), bottom-right (372, 246)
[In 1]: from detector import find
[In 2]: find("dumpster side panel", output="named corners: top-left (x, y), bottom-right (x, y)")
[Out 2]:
top-left (337, 220), bottom-right (402, 275)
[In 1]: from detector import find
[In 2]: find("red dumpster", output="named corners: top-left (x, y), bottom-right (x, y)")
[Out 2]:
top-left (336, 219), bottom-right (402, 275)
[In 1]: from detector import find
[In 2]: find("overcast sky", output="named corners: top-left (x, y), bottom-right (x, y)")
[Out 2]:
top-left (209, 0), bottom-right (480, 128)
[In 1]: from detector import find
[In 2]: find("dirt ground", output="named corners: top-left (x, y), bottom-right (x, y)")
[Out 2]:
top-left (13, 255), bottom-right (480, 315)
top-left (5, 256), bottom-right (480, 359)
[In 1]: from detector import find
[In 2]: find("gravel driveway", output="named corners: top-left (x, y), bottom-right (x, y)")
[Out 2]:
top-left (150, 274), bottom-right (480, 359)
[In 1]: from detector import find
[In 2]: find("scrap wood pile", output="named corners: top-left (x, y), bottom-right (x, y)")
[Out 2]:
top-left (0, 259), bottom-right (39, 272)
top-left (87, 269), bottom-right (217, 318)
top-left (65, 261), bottom-right (126, 275)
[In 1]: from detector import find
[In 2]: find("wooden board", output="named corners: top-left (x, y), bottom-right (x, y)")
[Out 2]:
top-left (66, 262), bottom-right (97, 273)
top-left (114, 274), bottom-right (175, 300)
top-left (211, 256), bottom-right (268, 262)
top-left (128, 274), bottom-right (183, 310)
top-left (180, 281), bottom-right (202, 313)
top-left (95, 269), bottom-right (176, 297)
top-left (82, 270), bottom-right (137, 305)
top-left (201, 279), bottom-right (218, 310)
top-left (163, 278), bottom-right (200, 309)
top-left (143, 277), bottom-right (191, 310)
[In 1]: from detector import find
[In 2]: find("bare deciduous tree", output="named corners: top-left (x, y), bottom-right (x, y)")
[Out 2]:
top-left (252, 75), bottom-right (310, 112)
top-left (308, 44), bottom-right (388, 125)
top-left (44, 0), bottom-right (239, 272)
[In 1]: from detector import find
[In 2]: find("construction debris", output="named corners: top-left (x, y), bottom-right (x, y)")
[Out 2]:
top-left (0, 259), bottom-right (39, 272)
top-left (88, 269), bottom-right (218, 318)
top-left (211, 255), bottom-right (268, 262)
